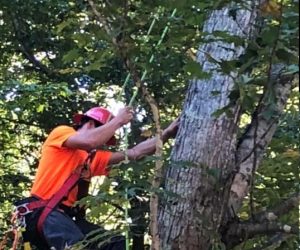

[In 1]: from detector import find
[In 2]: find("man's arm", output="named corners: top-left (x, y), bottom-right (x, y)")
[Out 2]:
top-left (63, 107), bottom-right (133, 151)
top-left (108, 118), bottom-right (179, 165)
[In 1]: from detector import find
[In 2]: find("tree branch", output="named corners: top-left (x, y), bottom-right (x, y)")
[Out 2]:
top-left (251, 233), bottom-right (295, 250)
top-left (254, 193), bottom-right (300, 223)
top-left (224, 220), bottom-right (298, 249)
top-left (223, 192), bottom-right (299, 248)
top-left (228, 67), bottom-right (297, 216)
top-left (123, 55), bottom-right (163, 250)
top-left (87, 0), bottom-right (112, 36)
top-left (10, 13), bottom-right (56, 78)
top-left (87, 3), bottom-right (163, 248)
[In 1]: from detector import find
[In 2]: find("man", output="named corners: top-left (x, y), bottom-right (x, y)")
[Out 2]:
top-left (15, 106), bottom-right (179, 250)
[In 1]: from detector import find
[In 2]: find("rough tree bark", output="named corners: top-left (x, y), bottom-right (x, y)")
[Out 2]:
top-left (158, 1), bottom-right (297, 249)
top-left (158, 4), bottom-right (258, 249)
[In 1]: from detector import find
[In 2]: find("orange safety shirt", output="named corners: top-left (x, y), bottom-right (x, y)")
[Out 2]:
top-left (31, 125), bottom-right (112, 207)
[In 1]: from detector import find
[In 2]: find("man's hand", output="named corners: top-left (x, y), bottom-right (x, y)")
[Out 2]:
top-left (163, 117), bottom-right (180, 139)
top-left (114, 106), bottom-right (134, 126)
top-left (109, 116), bottom-right (180, 165)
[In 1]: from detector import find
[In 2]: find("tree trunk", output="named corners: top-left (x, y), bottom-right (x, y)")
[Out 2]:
top-left (158, 4), bottom-right (258, 250)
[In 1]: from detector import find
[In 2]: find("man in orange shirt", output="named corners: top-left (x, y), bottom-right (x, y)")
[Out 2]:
top-left (15, 106), bottom-right (179, 250)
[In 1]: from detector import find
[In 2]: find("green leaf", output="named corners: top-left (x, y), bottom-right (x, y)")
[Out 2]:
top-left (56, 18), bottom-right (74, 33)
top-left (184, 60), bottom-right (211, 79)
top-left (85, 61), bottom-right (104, 71)
top-left (219, 60), bottom-right (238, 74)
top-left (212, 105), bottom-right (230, 118)
top-left (36, 104), bottom-right (45, 113)
top-left (62, 49), bottom-right (80, 63)
top-left (261, 26), bottom-right (279, 45)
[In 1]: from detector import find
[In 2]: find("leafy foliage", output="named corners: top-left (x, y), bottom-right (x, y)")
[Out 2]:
top-left (0, 0), bottom-right (298, 249)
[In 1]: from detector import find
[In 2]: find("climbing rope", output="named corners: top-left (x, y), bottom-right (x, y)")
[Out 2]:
top-left (127, 8), bottom-right (178, 107)
top-left (116, 8), bottom-right (177, 250)
top-left (116, 9), bottom-right (160, 102)
top-left (0, 210), bottom-right (30, 250)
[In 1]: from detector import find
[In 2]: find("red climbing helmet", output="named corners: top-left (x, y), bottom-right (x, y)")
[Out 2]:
top-left (73, 107), bottom-right (117, 146)
top-left (73, 107), bottom-right (112, 125)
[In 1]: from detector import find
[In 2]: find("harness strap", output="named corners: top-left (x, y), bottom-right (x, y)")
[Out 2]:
top-left (36, 149), bottom-right (97, 236)
top-left (16, 200), bottom-right (48, 216)
top-left (37, 171), bottom-right (81, 235)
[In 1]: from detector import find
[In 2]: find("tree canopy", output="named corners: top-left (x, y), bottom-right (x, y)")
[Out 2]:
top-left (0, 0), bottom-right (298, 249)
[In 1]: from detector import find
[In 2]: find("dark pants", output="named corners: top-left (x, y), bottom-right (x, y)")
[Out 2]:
top-left (15, 198), bottom-right (125, 250)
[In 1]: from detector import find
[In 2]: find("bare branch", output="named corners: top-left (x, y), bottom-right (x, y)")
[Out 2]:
top-left (224, 221), bottom-right (298, 249)
top-left (223, 193), bottom-right (299, 248)
top-left (237, 68), bottom-right (295, 168)
top-left (10, 13), bottom-right (55, 78)
top-left (254, 193), bottom-right (300, 223)
top-left (251, 233), bottom-right (295, 250)
top-left (87, 3), bottom-right (163, 247)
top-left (247, 222), bottom-right (297, 235)
top-left (123, 58), bottom-right (163, 250)
top-left (228, 68), bottom-right (297, 216)
top-left (87, 0), bottom-right (112, 36)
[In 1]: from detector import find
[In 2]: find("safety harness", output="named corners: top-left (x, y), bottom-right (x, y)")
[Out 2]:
top-left (14, 150), bottom-right (96, 238)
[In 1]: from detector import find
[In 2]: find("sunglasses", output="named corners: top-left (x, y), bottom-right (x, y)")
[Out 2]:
top-left (94, 121), bottom-right (103, 128)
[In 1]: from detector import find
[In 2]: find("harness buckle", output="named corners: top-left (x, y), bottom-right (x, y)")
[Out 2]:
top-left (15, 203), bottom-right (32, 216)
